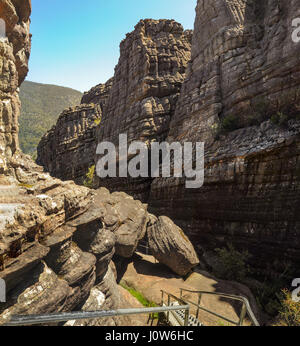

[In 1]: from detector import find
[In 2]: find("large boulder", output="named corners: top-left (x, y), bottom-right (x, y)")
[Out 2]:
top-left (147, 215), bottom-right (199, 276)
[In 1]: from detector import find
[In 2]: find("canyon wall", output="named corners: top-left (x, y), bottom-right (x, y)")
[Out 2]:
top-left (37, 19), bottom-right (192, 195)
top-left (0, 0), bottom-right (31, 173)
top-left (36, 0), bottom-right (300, 275)
top-left (37, 79), bottom-right (113, 184)
top-left (95, 19), bottom-right (193, 200)
top-left (0, 1), bottom-right (152, 325)
top-left (37, 104), bottom-right (102, 184)
top-left (149, 0), bottom-right (300, 274)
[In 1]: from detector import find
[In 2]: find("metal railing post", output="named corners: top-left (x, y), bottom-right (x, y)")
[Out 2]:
top-left (196, 293), bottom-right (202, 320)
top-left (167, 295), bottom-right (171, 322)
top-left (184, 307), bottom-right (190, 326)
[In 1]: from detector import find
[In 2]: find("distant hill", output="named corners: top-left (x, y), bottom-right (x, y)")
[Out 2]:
top-left (19, 81), bottom-right (82, 156)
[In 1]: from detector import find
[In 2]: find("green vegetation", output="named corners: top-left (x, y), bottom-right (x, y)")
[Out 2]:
top-left (277, 289), bottom-right (300, 326)
top-left (219, 114), bottom-right (241, 132)
top-left (120, 282), bottom-right (159, 319)
top-left (213, 244), bottom-right (296, 320)
top-left (213, 115), bottom-right (242, 139)
top-left (83, 165), bottom-right (95, 189)
top-left (18, 183), bottom-right (34, 189)
top-left (214, 243), bottom-right (251, 282)
top-left (271, 112), bottom-right (290, 127)
top-left (94, 118), bottom-right (101, 126)
top-left (252, 263), bottom-right (294, 317)
top-left (214, 89), bottom-right (300, 139)
top-left (19, 81), bottom-right (82, 157)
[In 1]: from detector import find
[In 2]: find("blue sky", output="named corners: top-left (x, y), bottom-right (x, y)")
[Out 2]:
top-left (27, 0), bottom-right (197, 92)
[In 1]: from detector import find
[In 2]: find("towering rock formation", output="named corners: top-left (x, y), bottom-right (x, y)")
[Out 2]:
top-left (149, 0), bottom-right (300, 274)
top-left (167, 0), bottom-right (300, 143)
top-left (37, 19), bottom-right (193, 197)
top-left (37, 78), bottom-right (113, 184)
top-left (0, 0), bottom-right (31, 173)
top-left (36, 0), bottom-right (300, 276)
top-left (1, 0), bottom-right (193, 326)
top-left (94, 19), bottom-right (193, 199)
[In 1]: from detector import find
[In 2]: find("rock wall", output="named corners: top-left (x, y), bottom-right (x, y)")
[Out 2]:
top-left (36, 0), bottom-right (300, 275)
top-left (37, 104), bottom-right (102, 184)
top-left (0, 0), bottom-right (31, 173)
top-left (0, 0), bottom-right (159, 326)
top-left (37, 77), bottom-right (114, 184)
top-left (93, 19), bottom-right (193, 200)
top-left (81, 77), bottom-right (114, 108)
top-left (167, 0), bottom-right (300, 144)
top-left (149, 0), bottom-right (300, 274)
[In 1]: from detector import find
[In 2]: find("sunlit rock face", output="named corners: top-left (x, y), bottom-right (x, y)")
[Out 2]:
top-left (167, 0), bottom-right (300, 144)
top-left (37, 104), bottom-right (102, 184)
top-left (36, 77), bottom-right (114, 184)
top-left (0, 1), bottom-right (151, 326)
top-left (35, 0), bottom-right (300, 277)
top-left (0, 0), bottom-right (31, 172)
top-left (94, 19), bottom-right (193, 200)
top-left (149, 0), bottom-right (300, 275)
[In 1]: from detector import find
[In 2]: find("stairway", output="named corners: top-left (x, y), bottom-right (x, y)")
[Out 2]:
top-left (163, 301), bottom-right (203, 326)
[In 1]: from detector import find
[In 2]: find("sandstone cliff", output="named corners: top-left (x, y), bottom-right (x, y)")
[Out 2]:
top-left (149, 0), bottom-right (300, 275)
top-left (0, 0), bottom-right (31, 174)
top-left (37, 19), bottom-right (193, 196)
top-left (95, 19), bottom-right (193, 200)
top-left (0, 1), bottom-right (200, 325)
top-left (36, 0), bottom-right (300, 277)
top-left (37, 78), bottom-right (113, 184)
top-left (0, 1), bottom-right (152, 326)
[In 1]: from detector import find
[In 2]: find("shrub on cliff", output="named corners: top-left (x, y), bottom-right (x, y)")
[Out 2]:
top-left (83, 165), bottom-right (95, 188)
top-left (276, 289), bottom-right (300, 326)
top-left (214, 243), bottom-right (250, 282)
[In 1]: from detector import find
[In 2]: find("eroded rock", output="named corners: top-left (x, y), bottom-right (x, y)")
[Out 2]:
top-left (147, 215), bottom-right (199, 276)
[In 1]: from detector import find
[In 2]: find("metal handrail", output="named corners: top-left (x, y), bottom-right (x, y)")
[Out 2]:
top-left (179, 288), bottom-right (260, 326)
top-left (161, 290), bottom-right (190, 326)
top-left (3, 305), bottom-right (190, 326)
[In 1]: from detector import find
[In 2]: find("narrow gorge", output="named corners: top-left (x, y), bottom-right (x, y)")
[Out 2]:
top-left (38, 0), bottom-right (300, 278)
top-left (0, 0), bottom-right (300, 327)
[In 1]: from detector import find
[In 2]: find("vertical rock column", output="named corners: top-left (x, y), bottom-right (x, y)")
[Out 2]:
top-left (0, 0), bottom-right (31, 173)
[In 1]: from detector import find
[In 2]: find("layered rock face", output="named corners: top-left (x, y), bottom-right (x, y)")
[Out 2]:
top-left (0, 0), bottom-right (157, 326)
top-left (37, 19), bottom-right (192, 197)
top-left (35, 0), bottom-right (300, 276)
top-left (0, 0), bottom-right (31, 173)
top-left (81, 78), bottom-right (114, 108)
top-left (37, 104), bottom-right (102, 184)
top-left (37, 77), bottom-right (114, 184)
top-left (167, 0), bottom-right (300, 144)
top-left (94, 19), bottom-right (193, 200)
top-left (149, 0), bottom-right (300, 274)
